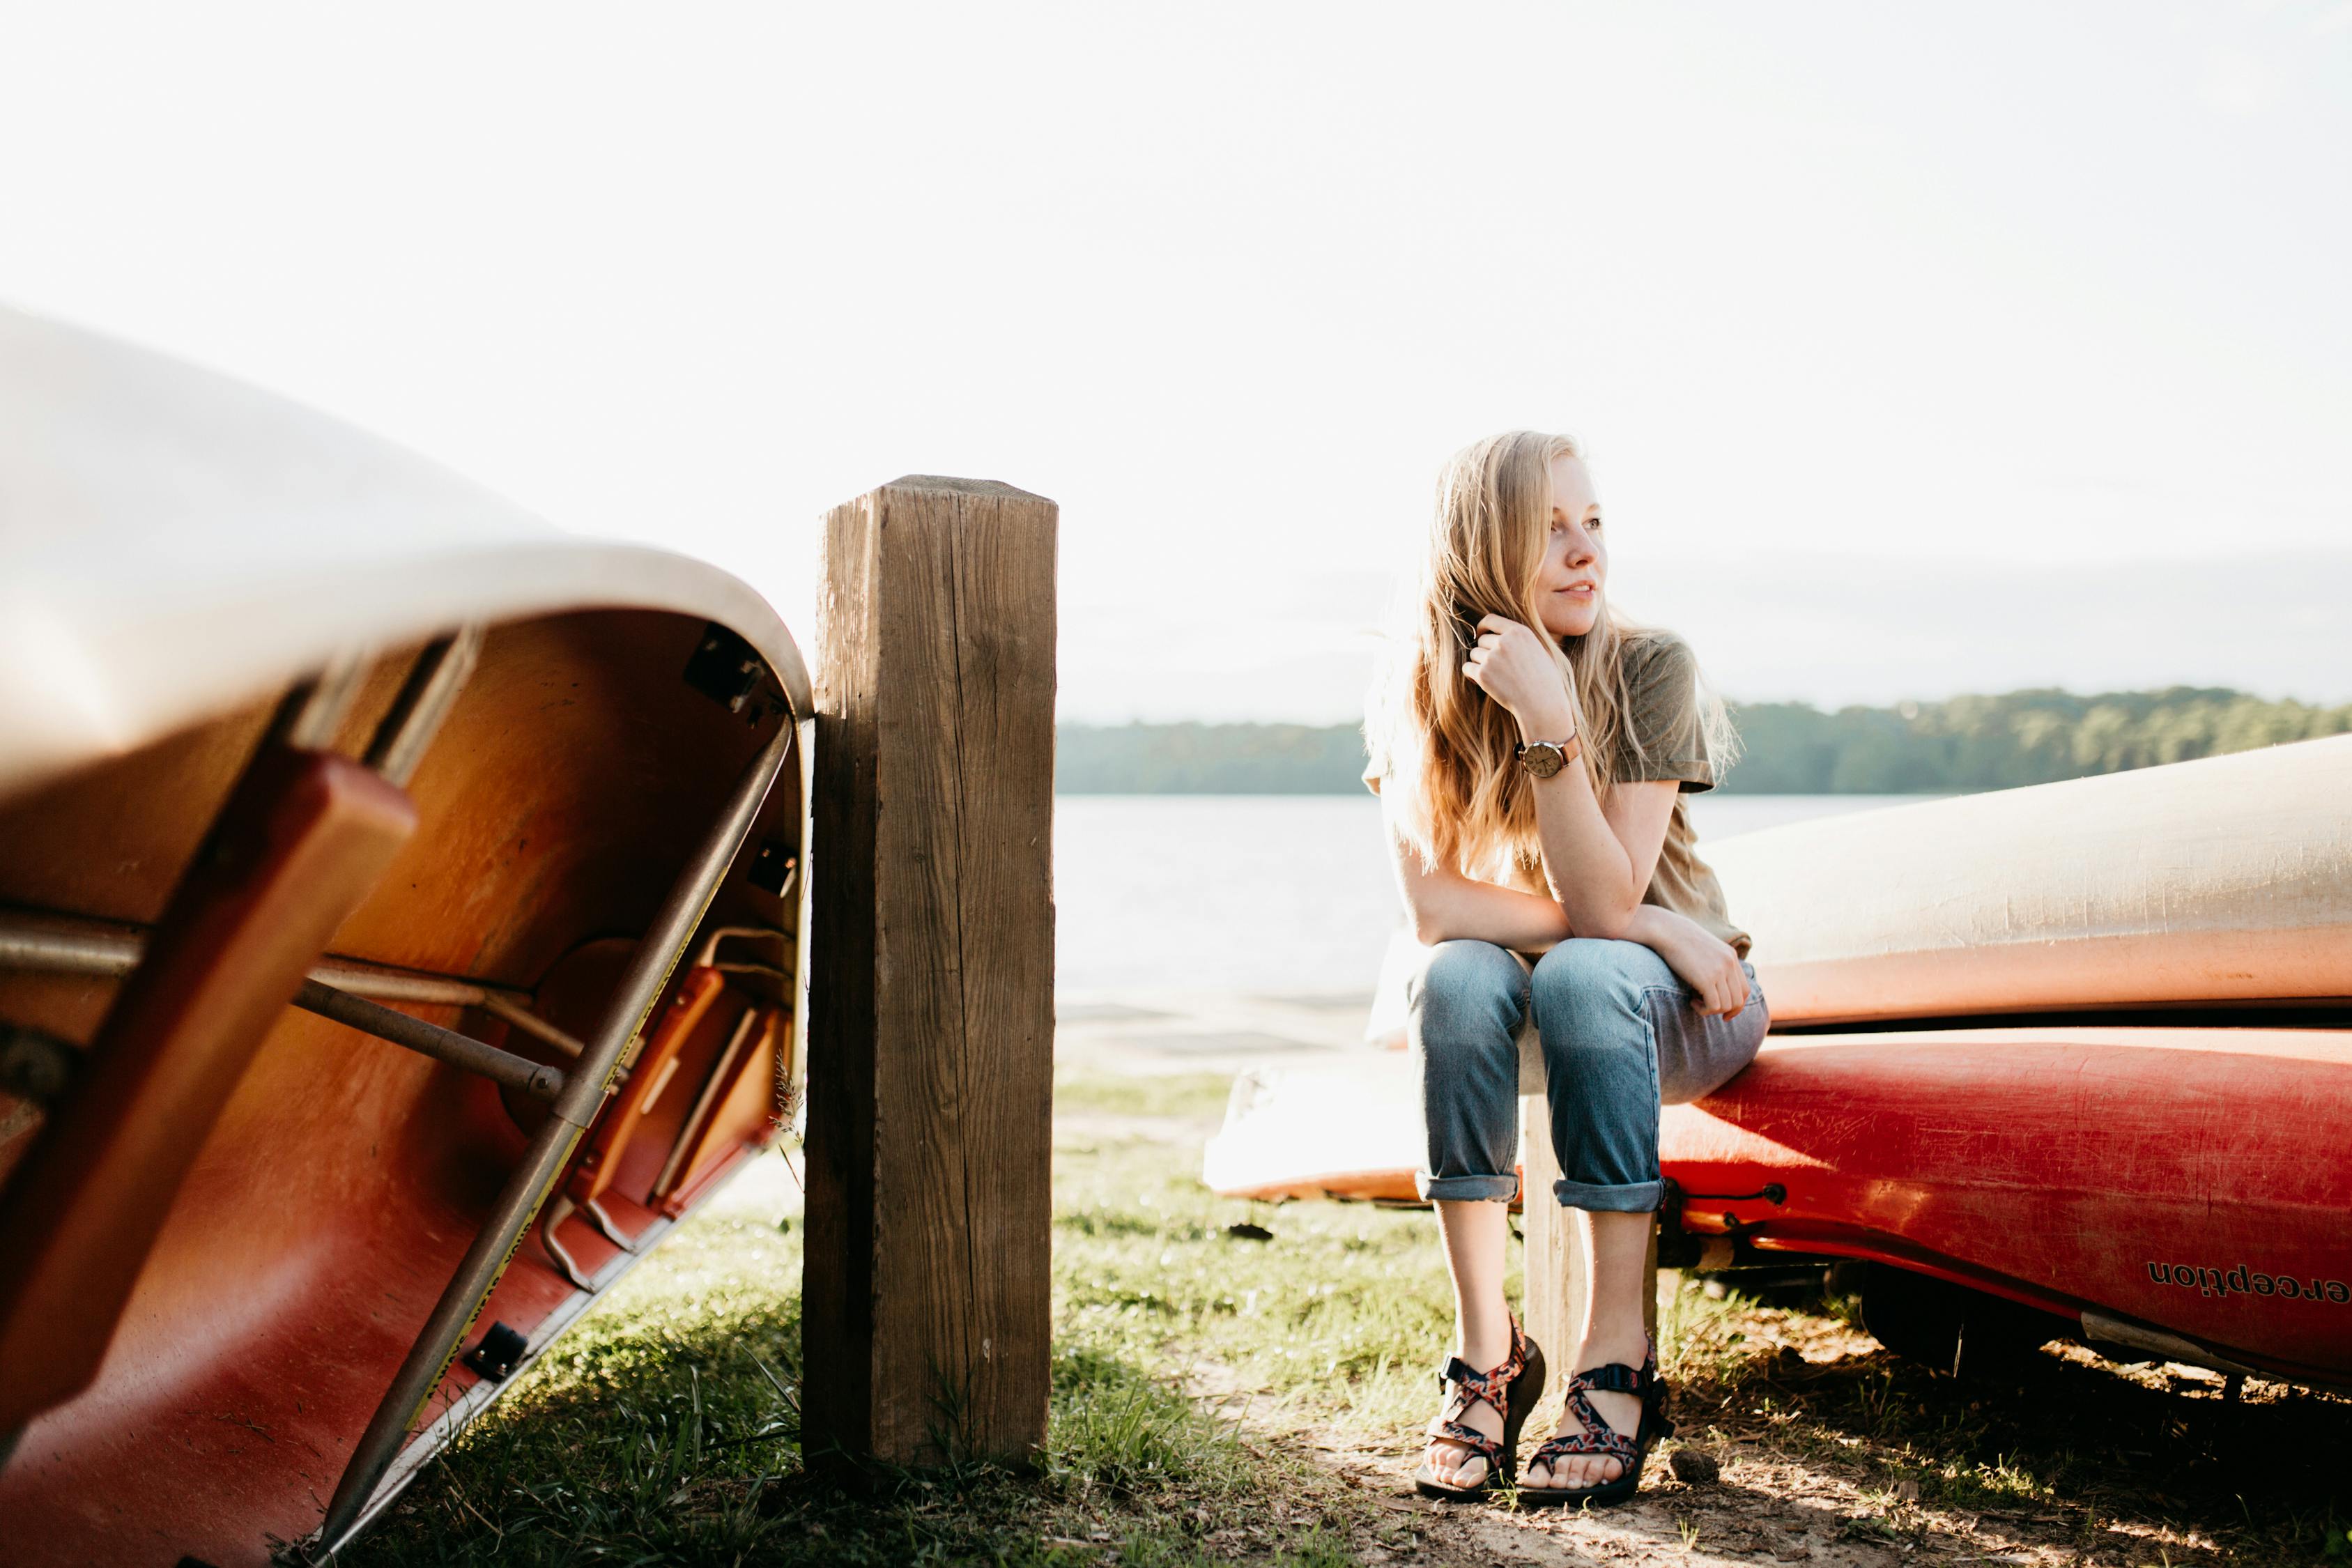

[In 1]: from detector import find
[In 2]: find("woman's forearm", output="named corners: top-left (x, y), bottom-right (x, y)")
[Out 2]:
top-left (1516, 707), bottom-right (1644, 938)
top-left (1617, 902), bottom-right (1696, 953)
top-left (1408, 873), bottom-right (1573, 951)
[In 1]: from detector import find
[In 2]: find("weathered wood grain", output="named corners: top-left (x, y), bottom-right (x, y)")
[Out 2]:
top-left (1518, 1070), bottom-right (1657, 1389)
top-left (804, 476), bottom-right (1057, 1468)
top-left (1516, 1086), bottom-right (1577, 1374)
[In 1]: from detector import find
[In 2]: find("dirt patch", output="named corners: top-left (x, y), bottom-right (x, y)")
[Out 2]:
top-left (1178, 1321), bottom-right (2348, 1567)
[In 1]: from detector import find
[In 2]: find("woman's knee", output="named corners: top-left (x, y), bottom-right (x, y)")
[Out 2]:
top-left (1406, 939), bottom-right (1526, 1066)
top-left (1407, 939), bottom-right (1525, 1015)
top-left (1529, 938), bottom-right (1656, 1012)
top-left (1529, 939), bottom-right (1663, 1053)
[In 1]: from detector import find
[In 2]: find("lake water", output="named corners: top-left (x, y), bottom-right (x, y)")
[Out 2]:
top-left (1052, 794), bottom-right (1939, 996)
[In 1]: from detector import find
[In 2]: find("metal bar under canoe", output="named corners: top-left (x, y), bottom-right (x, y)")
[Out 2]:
top-left (0, 910), bottom-right (532, 1010)
top-left (291, 980), bottom-right (564, 1102)
top-left (0, 907), bottom-right (592, 1102)
top-left (315, 712), bottom-right (794, 1554)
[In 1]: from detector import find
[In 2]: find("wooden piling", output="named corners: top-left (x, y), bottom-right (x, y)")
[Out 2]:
top-left (1518, 1052), bottom-right (1658, 1380)
top-left (1516, 1087), bottom-right (1579, 1371)
top-left (802, 475), bottom-right (1058, 1469)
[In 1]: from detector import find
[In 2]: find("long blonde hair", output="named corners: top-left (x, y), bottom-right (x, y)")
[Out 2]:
top-left (1365, 429), bottom-right (1739, 880)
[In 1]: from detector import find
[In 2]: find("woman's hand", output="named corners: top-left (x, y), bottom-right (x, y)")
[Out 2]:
top-left (1624, 905), bottom-right (1748, 1017)
top-left (1462, 615), bottom-right (1577, 737)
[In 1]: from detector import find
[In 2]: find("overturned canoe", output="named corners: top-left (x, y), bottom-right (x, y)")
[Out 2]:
top-left (0, 307), bottom-right (810, 1564)
top-left (1710, 736), bottom-right (2352, 1027)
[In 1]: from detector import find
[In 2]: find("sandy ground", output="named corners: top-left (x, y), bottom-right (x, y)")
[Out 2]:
top-left (1054, 986), bottom-right (1383, 1077)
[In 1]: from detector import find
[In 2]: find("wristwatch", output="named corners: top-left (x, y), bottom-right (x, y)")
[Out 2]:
top-left (1515, 734), bottom-right (1581, 778)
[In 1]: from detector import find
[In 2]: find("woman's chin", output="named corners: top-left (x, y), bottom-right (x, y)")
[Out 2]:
top-left (1541, 604), bottom-right (1601, 640)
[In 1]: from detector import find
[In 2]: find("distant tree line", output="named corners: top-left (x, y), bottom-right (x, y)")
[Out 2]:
top-left (1055, 721), bottom-right (1371, 794)
top-left (1723, 686), bottom-right (2351, 793)
top-left (1055, 687), bottom-right (2352, 794)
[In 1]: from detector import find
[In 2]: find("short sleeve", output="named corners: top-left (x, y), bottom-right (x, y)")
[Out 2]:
top-left (1619, 634), bottom-right (1715, 792)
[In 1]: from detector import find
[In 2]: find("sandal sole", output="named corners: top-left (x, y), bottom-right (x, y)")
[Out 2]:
top-left (1516, 1458), bottom-right (1646, 1509)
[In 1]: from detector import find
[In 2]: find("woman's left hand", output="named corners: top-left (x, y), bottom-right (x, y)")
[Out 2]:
top-left (1463, 615), bottom-right (1576, 734)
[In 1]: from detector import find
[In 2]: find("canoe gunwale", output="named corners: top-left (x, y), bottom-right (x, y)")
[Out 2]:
top-left (341, 1203), bottom-right (689, 1546)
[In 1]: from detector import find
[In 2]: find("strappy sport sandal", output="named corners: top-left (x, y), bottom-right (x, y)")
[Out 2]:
top-left (1519, 1332), bottom-right (1674, 1509)
top-left (1413, 1311), bottom-right (1547, 1501)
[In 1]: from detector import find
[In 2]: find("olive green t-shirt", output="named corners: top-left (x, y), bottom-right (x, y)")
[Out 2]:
top-left (1365, 631), bottom-right (1751, 959)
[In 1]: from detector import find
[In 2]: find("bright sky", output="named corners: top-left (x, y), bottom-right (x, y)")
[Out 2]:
top-left (3, 2), bottom-right (2346, 720)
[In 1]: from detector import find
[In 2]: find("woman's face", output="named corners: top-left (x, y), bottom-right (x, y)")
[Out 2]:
top-left (1533, 452), bottom-right (1606, 640)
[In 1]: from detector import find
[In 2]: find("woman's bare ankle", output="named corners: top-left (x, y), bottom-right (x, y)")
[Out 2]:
top-left (1576, 1324), bottom-right (1648, 1367)
top-left (1456, 1325), bottom-right (1511, 1371)
top-left (1454, 1296), bottom-right (1514, 1371)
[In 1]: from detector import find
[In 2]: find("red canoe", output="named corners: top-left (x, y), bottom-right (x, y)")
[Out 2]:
top-left (1660, 1023), bottom-right (2352, 1384)
top-left (0, 307), bottom-right (811, 1564)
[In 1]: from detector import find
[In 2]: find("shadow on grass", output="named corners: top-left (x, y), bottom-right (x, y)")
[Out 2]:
top-left (335, 1271), bottom-right (1363, 1567)
top-left (1665, 1290), bottom-right (2352, 1566)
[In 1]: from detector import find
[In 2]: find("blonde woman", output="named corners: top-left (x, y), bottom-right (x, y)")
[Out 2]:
top-left (1363, 430), bottom-right (1767, 1507)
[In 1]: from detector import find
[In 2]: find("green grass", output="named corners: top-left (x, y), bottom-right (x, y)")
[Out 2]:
top-left (340, 1068), bottom-right (2352, 1567)
top-left (1053, 1072), bottom-right (1505, 1445)
top-left (339, 1073), bottom-right (1381, 1566)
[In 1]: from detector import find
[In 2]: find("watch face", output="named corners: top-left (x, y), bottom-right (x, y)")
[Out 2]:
top-left (1522, 743), bottom-right (1565, 778)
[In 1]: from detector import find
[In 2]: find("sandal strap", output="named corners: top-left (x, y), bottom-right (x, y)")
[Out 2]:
top-left (1430, 1313), bottom-right (1531, 1426)
top-left (1567, 1362), bottom-right (1650, 1395)
top-left (1425, 1417), bottom-right (1503, 1469)
top-left (1530, 1400), bottom-right (1638, 1471)
top-left (1569, 1385), bottom-right (1640, 1454)
top-left (1424, 1312), bottom-right (1533, 1474)
top-left (1532, 1380), bottom-right (1647, 1472)
top-left (1530, 1332), bottom-right (1669, 1477)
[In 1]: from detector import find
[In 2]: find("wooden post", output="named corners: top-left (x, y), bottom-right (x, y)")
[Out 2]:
top-left (1516, 1082), bottom-right (1580, 1373)
top-left (1518, 1041), bottom-right (1657, 1379)
top-left (802, 475), bottom-right (1058, 1469)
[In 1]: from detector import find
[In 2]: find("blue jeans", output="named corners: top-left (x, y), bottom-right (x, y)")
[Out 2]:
top-left (1408, 937), bottom-right (1769, 1212)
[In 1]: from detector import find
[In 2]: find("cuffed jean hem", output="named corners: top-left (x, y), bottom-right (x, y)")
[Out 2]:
top-left (1552, 1176), bottom-right (1666, 1213)
top-left (1416, 1171), bottom-right (1520, 1202)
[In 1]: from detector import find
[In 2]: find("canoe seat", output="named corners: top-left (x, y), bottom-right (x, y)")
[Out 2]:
top-left (0, 746), bottom-right (414, 1432)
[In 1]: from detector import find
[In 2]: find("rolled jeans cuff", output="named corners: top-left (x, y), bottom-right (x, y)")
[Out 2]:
top-left (1552, 1176), bottom-right (1664, 1213)
top-left (1417, 1171), bottom-right (1519, 1202)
